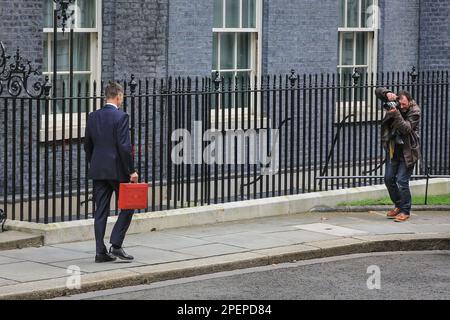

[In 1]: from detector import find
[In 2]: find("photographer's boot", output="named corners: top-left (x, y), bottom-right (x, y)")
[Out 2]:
top-left (386, 207), bottom-right (401, 219)
top-left (394, 213), bottom-right (410, 222)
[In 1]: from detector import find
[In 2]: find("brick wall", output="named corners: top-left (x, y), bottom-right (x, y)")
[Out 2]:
top-left (0, 0), bottom-right (44, 70)
top-left (418, 0), bottom-right (450, 70)
top-left (378, 0), bottom-right (420, 72)
top-left (167, 0), bottom-right (214, 77)
top-left (263, 0), bottom-right (339, 75)
top-left (102, 0), bottom-right (169, 82)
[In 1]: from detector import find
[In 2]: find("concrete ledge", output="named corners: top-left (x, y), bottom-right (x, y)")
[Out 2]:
top-left (5, 178), bottom-right (450, 245)
top-left (1, 235), bottom-right (449, 300)
top-left (0, 231), bottom-right (43, 251)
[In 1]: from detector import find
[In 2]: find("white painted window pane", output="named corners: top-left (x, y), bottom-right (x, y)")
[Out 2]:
top-left (242, 0), bottom-right (256, 28)
top-left (225, 0), bottom-right (240, 28)
top-left (237, 33), bottom-right (251, 69)
top-left (44, 0), bottom-right (53, 28)
top-left (47, 73), bottom-right (90, 113)
top-left (356, 32), bottom-right (367, 65)
top-left (213, 0), bottom-right (223, 28)
top-left (77, 0), bottom-right (96, 28)
top-left (213, 33), bottom-right (219, 70)
top-left (72, 33), bottom-right (91, 71)
top-left (361, 0), bottom-right (374, 28)
top-left (339, 0), bottom-right (345, 28)
top-left (43, 38), bottom-right (49, 71)
top-left (43, 0), bottom-right (96, 28)
top-left (220, 33), bottom-right (235, 69)
top-left (44, 33), bottom-right (91, 72)
top-left (342, 32), bottom-right (354, 65)
top-left (347, 0), bottom-right (359, 27)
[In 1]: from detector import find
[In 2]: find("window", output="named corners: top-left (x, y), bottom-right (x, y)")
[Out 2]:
top-left (338, 0), bottom-right (377, 79)
top-left (43, 0), bottom-right (101, 113)
top-left (212, 0), bottom-right (262, 110)
top-left (336, 0), bottom-right (379, 123)
top-left (41, 0), bottom-right (101, 141)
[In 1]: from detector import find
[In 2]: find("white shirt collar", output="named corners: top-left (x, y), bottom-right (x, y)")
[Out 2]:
top-left (106, 103), bottom-right (119, 109)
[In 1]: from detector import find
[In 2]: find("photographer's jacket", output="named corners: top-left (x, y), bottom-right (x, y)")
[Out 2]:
top-left (376, 87), bottom-right (421, 168)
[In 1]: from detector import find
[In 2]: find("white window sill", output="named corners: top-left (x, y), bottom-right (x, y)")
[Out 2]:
top-left (334, 101), bottom-right (383, 124)
top-left (39, 113), bottom-right (87, 142)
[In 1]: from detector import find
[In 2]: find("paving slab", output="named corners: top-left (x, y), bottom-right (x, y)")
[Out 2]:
top-left (128, 252), bottom-right (269, 276)
top-left (50, 240), bottom-right (98, 254)
top-left (262, 229), bottom-right (341, 243)
top-left (48, 258), bottom-right (146, 274)
top-left (0, 255), bottom-right (24, 265)
top-left (124, 246), bottom-right (198, 265)
top-left (293, 223), bottom-right (369, 237)
top-left (352, 233), bottom-right (450, 242)
top-left (202, 231), bottom-right (298, 250)
top-left (307, 238), bottom-right (367, 249)
top-left (0, 278), bottom-right (19, 287)
top-left (252, 244), bottom-right (319, 259)
top-left (336, 222), bottom-right (417, 235)
top-left (400, 223), bottom-right (450, 234)
top-left (174, 243), bottom-right (249, 258)
top-left (125, 233), bottom-right (212, 250)
top-left (0, 246), bottom-right (93, 264)
top-left (0, 262), bottom-right (69, 282)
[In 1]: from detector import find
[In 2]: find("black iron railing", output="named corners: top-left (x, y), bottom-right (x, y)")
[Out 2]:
top-left (1, 42), bottom-right (449, 223)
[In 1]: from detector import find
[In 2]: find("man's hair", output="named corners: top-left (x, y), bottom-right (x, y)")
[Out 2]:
top-left (105, 81), bottom-right (124, 99)
top-left (397, 90), bottom-right (413, 102)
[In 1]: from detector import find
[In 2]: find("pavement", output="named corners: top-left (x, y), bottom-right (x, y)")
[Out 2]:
top-left (0, 209), bottom-right (449, 300)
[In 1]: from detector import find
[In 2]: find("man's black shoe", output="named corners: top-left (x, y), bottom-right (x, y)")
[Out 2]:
top-left (95, 252), bottom-right (117, 263)
top-left (109, 246), bottom-right (134, 261)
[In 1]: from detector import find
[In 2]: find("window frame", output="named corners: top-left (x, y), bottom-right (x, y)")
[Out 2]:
top-left (336, 0), bottom-right (380, 124)
top-left (337, 0), bottom-right (378, 77)
top-left (212, 0), bottom-right (263, 124)
top-left (41, 0), bottom-right (102, 141)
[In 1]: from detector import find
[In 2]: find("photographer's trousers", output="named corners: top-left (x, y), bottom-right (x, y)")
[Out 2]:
top-left (384, 151), bottom-right (415, 215)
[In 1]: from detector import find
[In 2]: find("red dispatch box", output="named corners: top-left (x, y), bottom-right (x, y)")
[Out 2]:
top-left (118, 183), bottom-right (149, 210)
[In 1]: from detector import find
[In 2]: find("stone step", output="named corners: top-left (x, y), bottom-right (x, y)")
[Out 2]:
top-left (0, 231), bottom-right (43, 251)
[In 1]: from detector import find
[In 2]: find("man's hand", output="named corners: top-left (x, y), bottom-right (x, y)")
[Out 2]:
top-left (130, 172), bottom-right (139, 183)
top-left (386, 92), bottom-right (397, 101)
top-left (387, 107), bottom-right (398, 113)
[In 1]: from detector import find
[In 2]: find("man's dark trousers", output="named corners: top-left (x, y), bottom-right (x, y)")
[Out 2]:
top-left (384, 150), bottom-right (415, 215)
top-left (93, 180), bottom-right (134, 254)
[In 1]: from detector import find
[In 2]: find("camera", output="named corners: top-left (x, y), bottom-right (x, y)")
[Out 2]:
top-left (383, 100), bottom-right (400, 111)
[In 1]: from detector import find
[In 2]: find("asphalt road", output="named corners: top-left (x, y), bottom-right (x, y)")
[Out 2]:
top-left (62, 251), bottom-right (450, 300)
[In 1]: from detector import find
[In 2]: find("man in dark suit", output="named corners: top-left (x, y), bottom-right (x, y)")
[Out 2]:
top-left (84, 81), bottom-right (138, 263)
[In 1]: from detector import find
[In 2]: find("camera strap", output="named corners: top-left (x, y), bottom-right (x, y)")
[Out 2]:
top-left (389, 140), bottom-right (395, 160)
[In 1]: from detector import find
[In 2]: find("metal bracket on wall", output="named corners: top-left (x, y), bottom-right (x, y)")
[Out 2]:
top-left (0, 41), bottom-right (48, 98)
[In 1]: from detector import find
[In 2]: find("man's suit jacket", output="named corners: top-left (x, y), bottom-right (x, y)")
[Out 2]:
top-left (84, 104), bottom-right (135, 182)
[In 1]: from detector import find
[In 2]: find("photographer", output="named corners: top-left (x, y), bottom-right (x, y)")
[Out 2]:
top-left (375, 87), bottom-right (421, 222)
